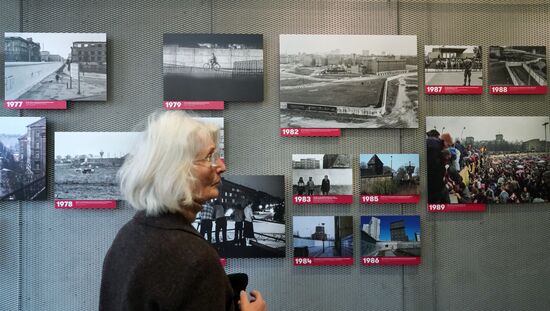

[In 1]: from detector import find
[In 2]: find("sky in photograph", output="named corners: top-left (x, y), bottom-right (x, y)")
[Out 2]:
top-left (426, 116), bottom-right (550, 142)
top-left (424, 45), bottom-right (479, 55)
top-left (55, 132), bottom-right (139, 158)
top-left (292, 169), bottom-right (352, 186)
top-left (360, 154), bottom-right (419, 174)
top-left (0, 117), bottom-right (43, 135)
top-left (361, 216), bottom-right (421, 241)
top-left (221, 175), bottom-right (284, 199)
top-left (280, 35), bottom-right (417, 55)
top-left (293, 216), bottom-right (335, 238)
top-left (5, 32), bottom-right (105, 58)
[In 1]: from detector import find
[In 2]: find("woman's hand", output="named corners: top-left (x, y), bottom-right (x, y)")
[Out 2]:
top-left (239, 290), bottom-right (267, 311)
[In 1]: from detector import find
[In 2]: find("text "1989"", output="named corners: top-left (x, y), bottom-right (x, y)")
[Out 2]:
top-left (55, 201), bottom-right (73, 208)
top-left (294, 196), bottom-right (312, 203)
top-left (428, 204), bottom-right (446, 211)
top-left (164, 101), bottom-right (182, 108)
top-left (5, 101), bottom-right (23, 108)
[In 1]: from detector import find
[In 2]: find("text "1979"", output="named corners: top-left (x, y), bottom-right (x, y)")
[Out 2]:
top-left (293, 196), bottom-right (312, 203)
top-left (164, 101), bottom-right (182, 108)
top-left (55, 201), bottom-right (73, 208)
top-left (5, 101), bottom-right (23, 108)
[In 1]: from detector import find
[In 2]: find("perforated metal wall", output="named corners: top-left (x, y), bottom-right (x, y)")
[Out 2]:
top-left (1, 1), bottom-right (549, 310)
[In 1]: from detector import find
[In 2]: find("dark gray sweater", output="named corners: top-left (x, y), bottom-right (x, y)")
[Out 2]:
top-left (99, 211), bottom-right (234, 311)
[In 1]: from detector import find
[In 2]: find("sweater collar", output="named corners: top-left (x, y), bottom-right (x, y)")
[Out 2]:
top-left (133, 211), bottom-right (203, 239)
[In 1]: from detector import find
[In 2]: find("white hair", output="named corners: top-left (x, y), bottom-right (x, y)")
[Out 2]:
top-left (118, 111), bottom-right (219, 216)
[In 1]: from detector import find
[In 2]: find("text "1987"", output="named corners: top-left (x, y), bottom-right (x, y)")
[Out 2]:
top-left (55, 201), bottom-right (73, 208)
top-left (426, 86), bottom-right (443, 93)
top-left (164, 101), bottom-right (182, 108)
top-left (294, 196), bottom-right (312, 203)
top-left (5, 101), bottom-right (23, 108)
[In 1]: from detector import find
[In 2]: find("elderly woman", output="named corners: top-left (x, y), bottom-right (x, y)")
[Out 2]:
top-left (99, 111), bottom-right (267, 311)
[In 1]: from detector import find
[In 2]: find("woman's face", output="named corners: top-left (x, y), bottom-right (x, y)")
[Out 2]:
top-left (191, 141), bottom-right (226, 204)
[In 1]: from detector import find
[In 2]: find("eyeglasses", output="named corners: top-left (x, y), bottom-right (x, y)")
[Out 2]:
top-left (194, 151), bottom-right (222, 167)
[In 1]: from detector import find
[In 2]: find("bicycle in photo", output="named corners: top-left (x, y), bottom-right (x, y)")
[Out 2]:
top-left (203, 62), bottom-right (221, 71)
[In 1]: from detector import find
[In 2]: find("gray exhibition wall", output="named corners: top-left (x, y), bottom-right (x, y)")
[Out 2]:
top-left (1, 0), bottom-right (549, 310)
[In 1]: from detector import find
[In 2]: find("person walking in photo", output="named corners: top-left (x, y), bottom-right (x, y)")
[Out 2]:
top-left (321, 175), bottom-right (330, 195)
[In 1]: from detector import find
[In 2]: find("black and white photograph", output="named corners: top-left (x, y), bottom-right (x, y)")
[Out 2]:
top-left (280, 34), bottom-right (418, 129)
top-left (293, 216), bottom-right (353, 258)
top-left (292, 154), bottom-right (353, 196)
top-left (0, 117), bottom-right (46, 200)
top-left (489, 46), bottom-right (547, 86)
top-left (163, 33), bottom-right (264, 102)
top-left (424, 45), bottom-right (482, 86)
top-left (54, 132), bottom-right (139, 200)
top-left (427, 116), bottom-right (550, 205)
top-left (193, 175), bottom-right (285, 258)
top-left (361, 216), bottom-right (421, 257)
top-left (4, 32), bottom-right (107, 101)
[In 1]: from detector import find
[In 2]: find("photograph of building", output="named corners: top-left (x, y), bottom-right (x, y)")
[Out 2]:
top-left (193, 175), bottom-right (285, 258)
top-left (426, 116), bottom-right (550, 204)
top-left (360, 154), bottom-right (420, 195)
top-left (489, 46), bottom-right (547, 86)
top-left (280, 34), bottom-right (418, 128)
top-left (424, 45), bottom-right (482, 86)
top-left (163, 33), bottom-right (263, 102)
top-left (54, 132), bottom-right (139, 200)
top-left (0, 117), bottom-right (46, 201)
top-left (4, 33), bottom-right (107, 101)
top-left (292, 154), bottom-right (352, 195)
top-left (361, 216), bottom-right (421, 257)
top-left (293, 216), bottom-right (353, 258)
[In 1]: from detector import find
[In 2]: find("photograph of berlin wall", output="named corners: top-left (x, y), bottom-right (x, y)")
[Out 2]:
top-left (0, 117), bottom-right (46, 201)
top-left (293, 216), bottom-right (353, 258)
top-left (193, 175), bottom-right (285, 258)
top-left (360, 154), bottom-right (420, 195)
top-left (280, 35), bottom-right (418, 129)
top-left (163, 33), bottom-right (263, 102)
top-left (426, 116), bottom-right (550, 204)
top-left (198, 117), bottom-right (224, 159)
top-left (4, 33), bottom-right (107, 101)
top-left (361, 216), bottom-right (421, 257)
top-left (292, 154), bottom-right (353, 195)
top-left (54, 132), bottom-right (139, 200)
top-left (424, 45), bottom-right (482, 86)
top-left (489, 46), bottom-right (547, 86)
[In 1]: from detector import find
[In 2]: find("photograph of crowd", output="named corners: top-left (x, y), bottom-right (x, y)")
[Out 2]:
top-left (293, 216), bottom-right (353, 258)
top-left (5, 33), bottom-right (107, 101)
top-left (54, 132), bottom-right (139, 200)
top-left (361, 216), bottom-right (421, 257)
top-left (426, 116), bottom-right (550, 204)
top-left (280, 35), bottom-right (418, 129)
top-left (360, 154), bottom-right (420, 196)
top-left (163, 33), bottom-right (263, 102)
top-left (0, 117), bottom-right (46, 200)
top-left (292, 154), bottom-right (353, 196)
top-left (193, 175), bottom-right (285, 258)
top-left (424, 45), bottom-right (482, 86)
top-left (489, 46), bottom-right (547, 86)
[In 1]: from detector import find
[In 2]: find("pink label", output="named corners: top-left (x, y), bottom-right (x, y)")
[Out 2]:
top-left (490, 85), bottom-right (547, 95)
top-left (293, 195), bottom-right (352, 204)
top-left (294, 257), bottom-right (353, 266)
top-left (361, 195), bottom-right (420, 204)
top-left (163, 101), bottom-right (224, 110)
top-left (427, 203), bottom-right (486, 212)
top-left (361, 256), bottom-right (421, 265)
top-left (4, 100), bottom-right (67, 110)
top-left (54, 200), bottom-right (117, 209)
top-left (425, 85), bottom-right (483, 95)
top-left (280, 128), bottom-right (341, 137)
top-left (220, 258), bottom-right (226, 266)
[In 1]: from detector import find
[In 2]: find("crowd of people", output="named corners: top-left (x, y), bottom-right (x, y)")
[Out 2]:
top-left (427, 129), bottom-right (550, 204)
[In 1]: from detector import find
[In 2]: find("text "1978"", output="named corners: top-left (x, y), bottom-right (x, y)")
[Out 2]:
top-left (55, 201), bottom-right (73, 208)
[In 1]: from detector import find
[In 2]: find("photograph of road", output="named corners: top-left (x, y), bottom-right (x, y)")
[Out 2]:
top-left (292, 154), bottom-right (352, 196)
top-left (427, 116), bottom-right (550, 204)
top-left (489, 46), bottom-right (547, 86)
top-left (424, 45), bottom-right (482, 86)
top-left (360, 154), bottom-right (420, 195)
top-left (280, 34), bottom-right (418, 128)
top-left (193, 175), bottom-right (285, 258)
top-left (4, 33), bottom-right (107, 101)
top-left (163, 33), bottom-right (263, 102)
top-left (0, 117), bottom-right (46, 200)
top-left (293, 216), bottom-right (353, 258)
top-left (361, 216), bottom-right (421, 257)
top-left (54, 132), bottom-right (139, 200)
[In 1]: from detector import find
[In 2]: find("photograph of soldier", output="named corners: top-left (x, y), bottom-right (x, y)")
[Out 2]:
top-left (292, 154), bottom-right (353, 196)
top-left (426, 116), bottom-right (550, 205)
top-left (489, 46), bottom-right (547, 87)
top-left (280, 35), bottom-right (418, 129)
top-left (5, 33), bottom-right (107, 101)
top-left (360, 154), bottom-right (420, 195)
top-left (293, 216), bottom-right (353, 258)
top-left (163, 33), bottom-right (263, 102)
top-left (424, 45), bottom-right (482, 86)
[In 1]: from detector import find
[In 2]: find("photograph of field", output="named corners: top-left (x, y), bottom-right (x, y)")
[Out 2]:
top-left (54, 132), bottom-right (139, 200)
top-left (360, 154), bottom-right (420, 195)
top-left (280, 34), bottom-right (418, 128)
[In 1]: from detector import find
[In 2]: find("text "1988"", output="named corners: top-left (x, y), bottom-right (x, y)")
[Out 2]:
top-left (55, 201), bottom-right (73, 208)
top-left (294, 196), bottom-right (312, 203)
top-left (491, 86), bottom-right (508, 93)
top-left (164, 101), bottom-right (182, 108)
